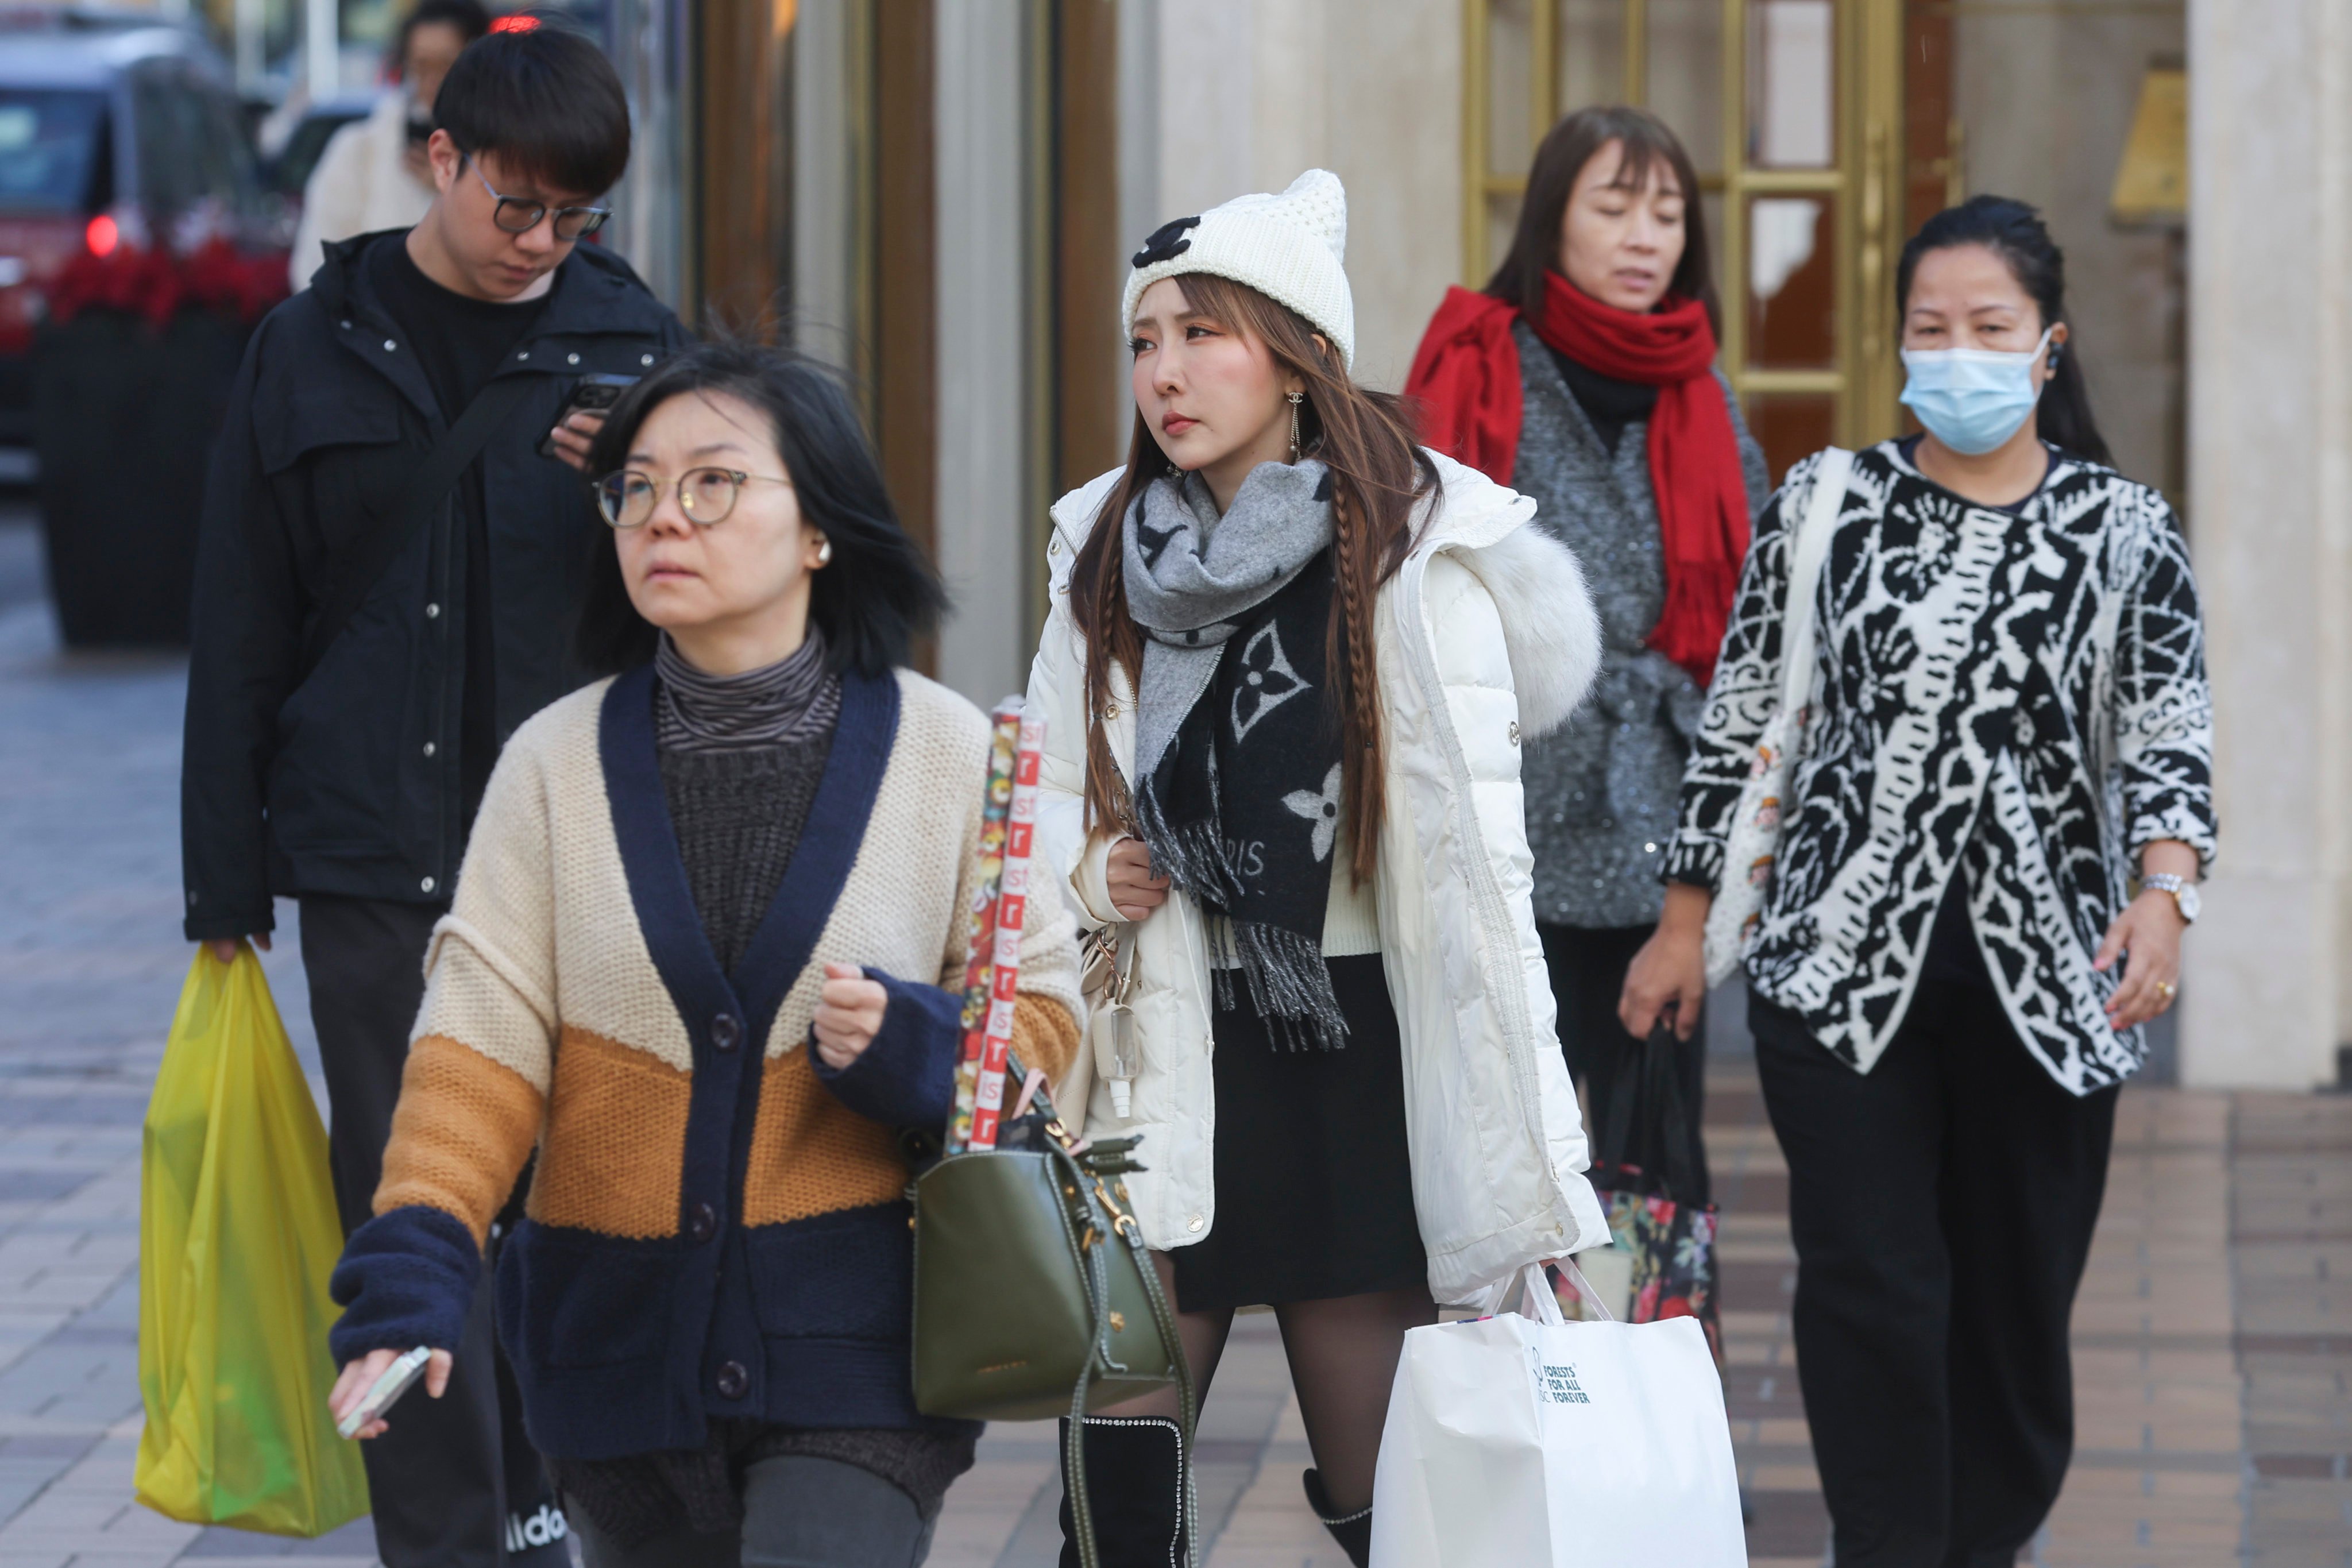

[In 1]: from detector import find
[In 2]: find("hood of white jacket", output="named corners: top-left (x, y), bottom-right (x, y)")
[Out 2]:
top-left (1048, 449), bottom-right (1600, 739)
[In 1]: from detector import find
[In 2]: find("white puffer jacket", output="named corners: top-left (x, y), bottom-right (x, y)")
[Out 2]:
top-left (1024, 450), bottom-right (1611, 1306)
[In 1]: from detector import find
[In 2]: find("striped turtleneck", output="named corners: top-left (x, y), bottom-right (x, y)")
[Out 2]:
top-left (654, 627), bottom-right (843, 752)
top-left (650, 625), bottom-right (841, 973)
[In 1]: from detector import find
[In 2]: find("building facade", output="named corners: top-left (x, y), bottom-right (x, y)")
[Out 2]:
top-left (602, 0), bottom-right (2343, 1092)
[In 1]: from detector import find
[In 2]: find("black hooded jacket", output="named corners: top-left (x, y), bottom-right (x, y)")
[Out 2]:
top-left (180, 233), bottom-right (689, 940)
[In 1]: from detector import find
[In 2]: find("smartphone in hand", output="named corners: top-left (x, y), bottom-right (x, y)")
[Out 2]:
top-left (536, 373), bottom-right (639, 459)
top-left (337, 1346), bottom-right (434, 1440)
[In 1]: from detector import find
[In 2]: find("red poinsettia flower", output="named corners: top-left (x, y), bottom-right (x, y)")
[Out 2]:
top-left (48, 238), bottom-right (288, 330)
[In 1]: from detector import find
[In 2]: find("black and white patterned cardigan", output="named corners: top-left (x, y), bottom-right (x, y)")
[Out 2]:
top-left (1663, 441), bottom-right (2216, 1094)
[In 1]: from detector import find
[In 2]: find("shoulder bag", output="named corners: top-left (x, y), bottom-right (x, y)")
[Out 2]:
top-left (910, 1057), bottom-right (1195, 1568)
top-left (1701, 445), bottom-right (1853, 986)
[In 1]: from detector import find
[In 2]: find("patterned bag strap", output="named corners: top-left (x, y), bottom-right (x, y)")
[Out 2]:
top-left (1774, 446), bottom-right (1855, 737)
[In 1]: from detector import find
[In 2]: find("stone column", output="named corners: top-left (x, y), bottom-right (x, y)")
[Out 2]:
top-left (2180, 0), bottom-right (2352, 1087)
top-left (932, 7), bottom-right (1032, 706)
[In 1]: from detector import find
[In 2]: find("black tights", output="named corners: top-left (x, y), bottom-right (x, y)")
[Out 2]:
top-left (1098, 1254), bottom-right (1436, 1515)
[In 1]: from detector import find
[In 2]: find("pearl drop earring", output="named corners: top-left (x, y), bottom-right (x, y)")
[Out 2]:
top-left (815, 537), bottom-right (833, 566)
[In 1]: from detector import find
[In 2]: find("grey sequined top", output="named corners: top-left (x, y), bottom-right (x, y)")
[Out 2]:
top-left (1511, 321), bottom-right (1769, 929)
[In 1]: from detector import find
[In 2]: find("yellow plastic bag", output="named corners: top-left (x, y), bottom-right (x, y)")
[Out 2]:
top-left (135, 943), bottom-right (370, 1536)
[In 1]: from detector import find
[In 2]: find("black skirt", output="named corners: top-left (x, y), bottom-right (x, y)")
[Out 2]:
top-left (1171, 953), bottom-right (1428, 1312)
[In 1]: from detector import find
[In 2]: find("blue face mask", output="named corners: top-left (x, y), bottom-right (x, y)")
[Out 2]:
top-left (1899, 327), bottom-right (2054, 455)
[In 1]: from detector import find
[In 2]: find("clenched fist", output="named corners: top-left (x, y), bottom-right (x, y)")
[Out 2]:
top-left (812, 961), bottom-right (889, 1068)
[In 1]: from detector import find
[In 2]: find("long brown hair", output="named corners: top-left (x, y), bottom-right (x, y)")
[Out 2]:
top-left (1068, 272), bottom-right (1434, 881)
top-left (1486, 105), bottom-right (1719, 335)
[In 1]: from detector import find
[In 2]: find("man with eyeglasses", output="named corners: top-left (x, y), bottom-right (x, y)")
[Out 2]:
top-left (181, 21), bottom-right (685, 1567)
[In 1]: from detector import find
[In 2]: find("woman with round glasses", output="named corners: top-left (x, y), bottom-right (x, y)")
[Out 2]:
top-left (325, 339), bottom-right (1085, 1566)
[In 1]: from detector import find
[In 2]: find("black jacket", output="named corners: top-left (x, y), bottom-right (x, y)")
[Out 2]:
top-left (181, 233), bottom-right (689, 940)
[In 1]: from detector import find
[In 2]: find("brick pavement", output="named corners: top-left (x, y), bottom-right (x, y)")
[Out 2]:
top-left (0, 527), bottom-right (2338, 1565)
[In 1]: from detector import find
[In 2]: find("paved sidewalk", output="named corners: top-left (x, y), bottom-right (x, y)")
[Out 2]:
top-left (0, 551), bottom-right (2340, 1566)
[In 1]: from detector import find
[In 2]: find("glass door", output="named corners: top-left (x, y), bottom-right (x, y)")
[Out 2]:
top-left (1463, 0), bottom-right (1905, 479)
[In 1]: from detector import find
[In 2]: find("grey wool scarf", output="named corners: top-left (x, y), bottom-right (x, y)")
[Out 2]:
top-left (1124, 459), bottom-right (1351, 1049)
top-left (1123, 461), bottom-right (1335, 782)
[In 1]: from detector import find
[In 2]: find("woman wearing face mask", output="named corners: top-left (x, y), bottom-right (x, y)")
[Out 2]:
top-left (323, 341), bottom-right (1084, 1566)
top-left (1406, 106), bottom-right (1766, 1191)
top-left (1025, 171), bottom-right (1609, 1566)
top-left (288, 0), bottom-right (492, 290)
top-left (1622, 196), bottom-right (2216, 1567)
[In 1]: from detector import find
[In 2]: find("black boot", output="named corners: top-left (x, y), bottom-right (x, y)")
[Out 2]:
top-left (1057, 1416), bottom-right (1189, 1567)
top-left (1303, 1467), bottom-right (1372, 1567)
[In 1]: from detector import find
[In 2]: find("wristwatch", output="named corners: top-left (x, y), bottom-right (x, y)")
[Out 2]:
top-left (2141, 872), bottom-right (2200, 924)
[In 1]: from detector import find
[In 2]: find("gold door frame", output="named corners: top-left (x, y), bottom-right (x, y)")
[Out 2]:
top-left (1461, 0), bottom-right (1906, 448)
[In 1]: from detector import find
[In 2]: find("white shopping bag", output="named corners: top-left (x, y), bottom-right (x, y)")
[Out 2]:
top-left (1369, 1262), bottom-right (1745, 1566)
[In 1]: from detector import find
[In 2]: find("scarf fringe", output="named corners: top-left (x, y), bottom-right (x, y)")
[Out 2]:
top-left (1135, 777), bottom-right (1350, 1052)
top-left (1229, 920), bottom-right (1350, 1051)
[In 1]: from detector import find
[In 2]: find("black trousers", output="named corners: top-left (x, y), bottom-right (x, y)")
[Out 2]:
top-left (1539, 922), bottom-right (1709, 1204)
top-left (1751, 982), bottom-right (2119, 1568)
top-left (299, 894), bottom-right (569, 1567)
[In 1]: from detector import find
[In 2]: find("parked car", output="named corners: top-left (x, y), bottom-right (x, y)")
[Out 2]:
top-left (0, 7), bottom-right (276, 475)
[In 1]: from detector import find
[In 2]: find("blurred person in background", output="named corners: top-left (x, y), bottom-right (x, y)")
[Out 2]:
top-left (181, 23), bottom-right (686, 1565)
top-left (1623, 196), bottom-right (2215, 1567)
top-left (287, 0), bottom-right (492, 291)
top-left (1407, 106), bottom-right (1766, 1197)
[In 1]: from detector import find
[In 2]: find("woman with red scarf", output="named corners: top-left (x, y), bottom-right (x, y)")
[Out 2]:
top-left (1407, 106), bottom-right (1765, 1190)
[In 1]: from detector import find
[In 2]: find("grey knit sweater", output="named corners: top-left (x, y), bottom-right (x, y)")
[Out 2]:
top-left (1510, 320), bottom-right (1770, 928)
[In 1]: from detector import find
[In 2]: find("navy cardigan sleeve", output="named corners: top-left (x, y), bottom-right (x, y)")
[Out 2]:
top-left (329, 1204), bottom-right (481, 1364)
top-left (808, 967), bottom-right (963, 1133)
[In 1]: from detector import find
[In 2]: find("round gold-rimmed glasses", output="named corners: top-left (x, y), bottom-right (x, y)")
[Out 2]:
top-left (594, 467), bottom-right (793, 530)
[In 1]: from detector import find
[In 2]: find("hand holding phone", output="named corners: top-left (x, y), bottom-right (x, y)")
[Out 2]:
top-left (538, 372), bottom-right (639, 465)
top-left (331, 1345), bottom-right (446, 1440)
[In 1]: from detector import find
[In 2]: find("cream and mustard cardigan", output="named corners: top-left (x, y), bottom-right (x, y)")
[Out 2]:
top-left (327, 664), bottom-right (1082, 1460)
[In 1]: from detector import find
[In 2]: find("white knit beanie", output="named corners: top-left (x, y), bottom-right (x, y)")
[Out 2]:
top-left (1120, 169), bottom-right (1355, 371)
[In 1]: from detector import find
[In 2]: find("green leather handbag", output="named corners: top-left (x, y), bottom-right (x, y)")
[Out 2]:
top-left (910, 1067), bottom-right (1196, 1568)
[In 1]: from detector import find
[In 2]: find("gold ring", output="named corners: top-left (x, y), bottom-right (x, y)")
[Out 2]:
top-left (2156, 980), bottom-right (2177, 1001)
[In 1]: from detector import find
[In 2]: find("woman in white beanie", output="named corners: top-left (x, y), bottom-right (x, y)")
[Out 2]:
top-left (1024, 170), bottom-right (1612, 1565)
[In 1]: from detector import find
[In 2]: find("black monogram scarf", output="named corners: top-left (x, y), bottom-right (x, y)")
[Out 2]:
top-left (1126, 464), bottom-right (1350, 1049)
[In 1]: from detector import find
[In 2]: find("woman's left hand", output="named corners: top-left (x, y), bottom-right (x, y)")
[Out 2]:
top-left (812, 961), bottom-right (889, 1068)
top-left (2093, 891), bottom-right (2185, 1032)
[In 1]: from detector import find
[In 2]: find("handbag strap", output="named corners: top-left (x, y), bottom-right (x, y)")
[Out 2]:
top-left (1598, 1030), bottom-right (1648, 1175)
top-left (299, 372), bottom-right (540, 676)
top-left (1597, 1024), bottom-right (1701, 1203)
top-left (1772, 446), bottom-right (1854, 737)
top-left (1645, 1023), bottom-right (1703, 1204)
top-left (1053, 1137), bottom-right (1200, 1568)
top-left (1003, 1050), bottom-right (1197, 1568)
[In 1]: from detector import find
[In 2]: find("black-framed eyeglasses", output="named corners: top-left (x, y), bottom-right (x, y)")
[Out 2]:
top-left (462, 153), bottom-right (611, 241)
top-left (595, 467), bottom-right (794, 530)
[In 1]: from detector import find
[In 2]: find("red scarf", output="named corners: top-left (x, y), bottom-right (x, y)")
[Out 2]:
top-left (1405, 273), bottom-right (1751, 686)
